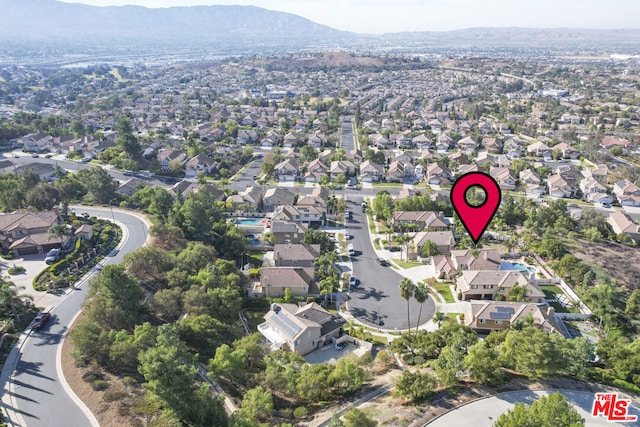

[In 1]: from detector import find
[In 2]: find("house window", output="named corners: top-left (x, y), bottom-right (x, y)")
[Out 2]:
top-left (479, 319), bottom-right (485, 324)
top-left (495, 320), bottom-right (502, 325)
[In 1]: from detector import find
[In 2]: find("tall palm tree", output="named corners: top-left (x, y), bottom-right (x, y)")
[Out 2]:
top-left (48, 222), bottom-right (68, 242)
top-left (399, 278), bottom-right (416, 331)
top-left (319, 274), bottom-right (339, 306)
top-left (395, 233), bottom-right (412, 262)
top-left (507, 282), bottom-right (528, 302)
top-left (414, 282), bottom-right (429, 332)
top-left (316, 250), bottom-right (338, 280)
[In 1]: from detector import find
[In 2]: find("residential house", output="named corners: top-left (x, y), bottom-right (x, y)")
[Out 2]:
top-left (0, 209), bottom-right (65, 256)
top-left (425, 163), bottom-right (452, 186)
top-left (457, 136), bottom-right (478, 153)
top-left (613, 179), bottom-right (640, 206)
top-left (13, 163), bottom-right (56, 182)
top-left (226, 186), bottom-right (264, 211)
top-left (117, 178), bottom-right (147, 197)
top-left (303, 158), bottom-right (329, 183)
top-left (369, 133), bottom-right (390, 148)
top-left (387, 160), bottom-right (414, 182)
top-left (519, 169), bottom-right (541, 187)
top-left (435, 133), bottom-right (453, 151)
top-left (272, 205), bottom-right (325, 228)
top-left (263, 188), bottom-right (297, 212)
top-left (358, 160), bottom-right (384, 183)
top-left (451, 248), bottom-right (501, 271)
top-left (258, 302), bottom-right (344, 355)
top-left (184, 154), bottom-right (216, 178)
top-left (580, 177), bottom-right (612, 203)
top-left (270, 220), bottom-right (307, 244)
top-left (307, 131), bottom-right (327, 148)
top-left (464, 301), bottom-right (567, 336)
top-left (552, 142), bottom-right (580, 159)
top-left (272, 244), bottom-right (321, 267)
top-left (412, 230), bottom-right (455, 257)
top-left (391, 211), bottom-right (448, 232)
top-left (157, 149), bottom-right (186, 172)
top-left (345, 150), bottom-right (363, 165)
top-left (608, 212), bottom-right (640, 241)
top-left (482, 137), bottom-right (502, 153)
top-left (431, 255), bottom-right (457, 279)
top-left (503, 139), bottom-right (521, 159)
top-left (74, 223), bottom-right (94, 241)
top-left (489, 167), bottom-right (517, 191)
top-left (330, 160), bottom-right (355, 179)
top-left (588, 164), bottom-right (609, 185)
top-left (601, 136), bottom-right (635, 153)
top-left (526, 141), bottom-right (552, 157)
top-left (458, 164), bottom-right (479, 175)
top-left (456, 270), bottom-right (545, 302)
top-left (258, 268), bottom-right (317, 298)
top-left (475, 151), bottom-right (495, 168)
top-left (547, 173), bottom-right (578, 198)
top-left (296, 186), bottom-right (329, 212)
top-left (274, 158), bottom-right (300, 182)
top-left (19, 132), bottom-right (52, 152)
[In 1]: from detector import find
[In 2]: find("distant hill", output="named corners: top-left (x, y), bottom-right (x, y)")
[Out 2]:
top-left (1, 0), bottom-right (639, 64)
top-left (0, 0), bottom-right (353, 45)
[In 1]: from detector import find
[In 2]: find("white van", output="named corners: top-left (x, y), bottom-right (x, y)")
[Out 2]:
top-left (347, 243), bottom-right (354, 256)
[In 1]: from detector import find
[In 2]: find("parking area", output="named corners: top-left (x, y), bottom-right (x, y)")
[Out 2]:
top-left (0, 253), bottom-right (64, 308)
top-left (304, 339), bottom-right (372, 364)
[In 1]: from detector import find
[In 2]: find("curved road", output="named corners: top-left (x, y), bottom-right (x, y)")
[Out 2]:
top-left (345, 196), bottom-right (435, 330)
top-left (2, 207), bottom-right (149, 426)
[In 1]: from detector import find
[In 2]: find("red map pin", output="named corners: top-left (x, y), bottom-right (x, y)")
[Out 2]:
top-left (450, 171), bottom-right (502, 244)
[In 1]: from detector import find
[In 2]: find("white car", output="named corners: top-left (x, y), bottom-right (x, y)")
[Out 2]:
top-left (348, 276), bottom-right (357, 287)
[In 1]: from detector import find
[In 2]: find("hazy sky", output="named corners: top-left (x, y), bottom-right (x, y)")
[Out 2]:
top-left (58, 0), bottom-right (637, 34)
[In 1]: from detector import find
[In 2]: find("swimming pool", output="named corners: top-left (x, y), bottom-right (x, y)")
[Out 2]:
top-left (234, 218), bottom-right (263, 225)
top-left (501, 261), bottom-right (536, 273)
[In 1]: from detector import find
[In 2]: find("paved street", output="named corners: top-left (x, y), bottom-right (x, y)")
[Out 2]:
top-left (0, 207), bottom-right (150, 427)
top-left (344, 195), bottom-right (435, 330)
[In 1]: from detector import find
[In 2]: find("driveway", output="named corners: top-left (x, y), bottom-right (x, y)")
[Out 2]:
top-left (344, 196), bottom-right (435, 330)
top-left (0, 253), bottom-right (62, 309)
top-left (425, 389), bottom-right (640, 427)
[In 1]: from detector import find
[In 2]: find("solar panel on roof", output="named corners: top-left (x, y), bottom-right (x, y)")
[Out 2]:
top-left (496, 306), bottom-right (515, 313)
top-left (270, 313), bottom-right (302, 338)
top-left (489, 311), bottom-right (512, 320)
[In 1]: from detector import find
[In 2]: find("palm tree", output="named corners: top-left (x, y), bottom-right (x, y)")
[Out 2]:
top-left (395, 233), bottom-right (412, 262)
top-left (414, 282), bottom-right (429, 332)
top-left (316, 250), bottom-right (338, 280)
top-left (319, 273), bottom-right (339, 306)
top-left (432, 311), bottom-right (447, 328)
top-left (48, 222), bottom-right (69, 242)
top-left (507, 282), bottom-right (528, 302)
top-left (420, 240), bottom-right (439, 259)
top-left (399, 278), bottom-right (416, 331)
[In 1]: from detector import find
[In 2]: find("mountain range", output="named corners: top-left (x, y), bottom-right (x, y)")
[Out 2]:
top-left (1, 0), bottom-right (639, 63)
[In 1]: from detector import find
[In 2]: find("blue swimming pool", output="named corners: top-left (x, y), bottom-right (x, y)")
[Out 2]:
top-left (234, 218), bottom-right (263, 225)
top-left (501, 262), bottom-right (535, 273)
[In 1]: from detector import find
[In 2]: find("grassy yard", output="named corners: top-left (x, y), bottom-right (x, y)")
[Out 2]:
top-left (539, 285), bottom-right (564, 296)
top-left (247, 252), bottom-right (265, 267)
top-left (393, 259), bottom-right (423, 269)
top-left (430, 281), bottom-right (455, 303)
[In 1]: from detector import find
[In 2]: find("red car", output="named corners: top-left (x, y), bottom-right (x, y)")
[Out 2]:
top-left (31, 311), bottom-right (51, 330)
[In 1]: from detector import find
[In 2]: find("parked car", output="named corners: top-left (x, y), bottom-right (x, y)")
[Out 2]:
top-left (44, 153), bottom-right (53, 158)
top-left (81, 156), bottom-right (92, 163)
top-left (31, 153), bottom-right (39, 158)
top-left (377, 257), bottom-right (389, 266)
top-left (45, 248), bottom-right (61, 265)
top-left (31, 311), bottom-right (51, 330)
top-left (389, 246), bottom-right (401, 252)
top-left (348, 276), bottom-right (358, 287)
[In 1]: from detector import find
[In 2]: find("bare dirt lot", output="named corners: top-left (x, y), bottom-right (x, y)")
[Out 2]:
top-left (570, 238), bottom-right (640, 290)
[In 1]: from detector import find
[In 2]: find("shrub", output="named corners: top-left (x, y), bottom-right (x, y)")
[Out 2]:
top-left (104, 391), bottom-right (128, 402)
top-left (293, 407), bottom-right (308, 419)
top-left (7, 265), bottom-right (25, 275)
top-left (92, 380), bottom-right (109, 391)
top-left (122, 376), bottom-right (139, 388)
top-left (82, 370), bottom-right (103, 383)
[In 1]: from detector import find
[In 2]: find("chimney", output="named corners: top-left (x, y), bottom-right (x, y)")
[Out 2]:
top-left (547, 306), bottom-right (555, 316)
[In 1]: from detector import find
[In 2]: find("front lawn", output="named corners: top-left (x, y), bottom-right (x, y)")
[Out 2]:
top-left (393, 259), bottom-right (423, 269)
top-left (430, 281), bottom-right (455, 303)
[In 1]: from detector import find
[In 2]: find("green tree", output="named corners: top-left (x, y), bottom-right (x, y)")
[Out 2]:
top-left (330, 357), bottom-right (366, 394)
top-left (419, 240), bottom-right (439, 258)
top-left (75, 166), bottom-right (118, 204)
top-left (507, 283), bottom-right (528, 302)
top-left (464, 341), bottom-right (505, 385)
top-left (494, 392), bottom-right (584, 427)
top-left (86, 264), bottom-right (143, 330)
top-left (138, 324), bottom-right (226, 426)
top-left (372, 191), bottom-right (393, 220)
top-left (393, 370), bottom-right (438, 401)
top-left (296, 363), bottom-right (333, 402)
top-left (239, 386), bottom-right (274, 422)
top-left (328, 414), bottom-right (346, 427)
top-left (399, 278), bottom-right (416, 331)
top-left (499, 326), bottom-right (561, 379)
